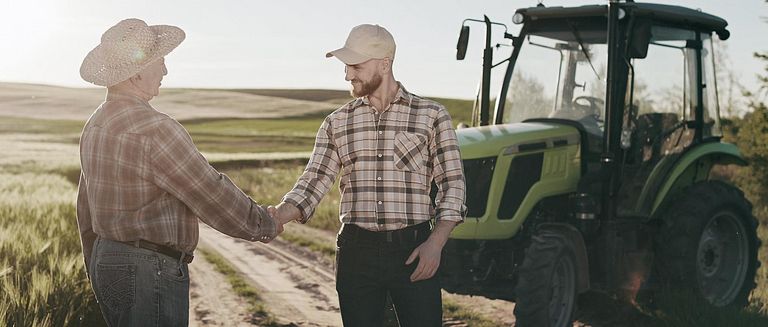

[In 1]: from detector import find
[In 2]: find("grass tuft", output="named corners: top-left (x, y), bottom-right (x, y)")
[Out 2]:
top-left (442, 297), bottom-right (500, 327)
top-left (198, 248), bottom-right (282, 326)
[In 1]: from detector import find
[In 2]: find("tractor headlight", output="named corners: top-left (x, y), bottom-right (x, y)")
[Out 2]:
top-left (512, 13), bottom-right (525, 24)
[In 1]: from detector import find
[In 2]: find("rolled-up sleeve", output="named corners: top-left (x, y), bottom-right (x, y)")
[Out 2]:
top-left (430, 107), bottom-right (466, 223)
top-left (150, 119), bottom-right (276, 240)
top-left (282, 117), bottom-right (341, 223)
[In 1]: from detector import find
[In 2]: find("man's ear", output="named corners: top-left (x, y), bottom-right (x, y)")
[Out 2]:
top-left (380, 58), bottom-right (392, 74)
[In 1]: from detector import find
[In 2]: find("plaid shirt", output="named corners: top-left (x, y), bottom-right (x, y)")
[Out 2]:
top-left (283, 84), bottom-right (466, 231)
top-left (76, 93), bottom-right (276, 267)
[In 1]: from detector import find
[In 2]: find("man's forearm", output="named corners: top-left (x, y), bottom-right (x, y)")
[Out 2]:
top-left (427, 220), bottom-right (458, 248)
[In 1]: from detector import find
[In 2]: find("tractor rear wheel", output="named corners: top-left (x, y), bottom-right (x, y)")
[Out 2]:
top-left (655, 181), bottom-right (759, 307)
top-left (514, 231), bottom-right (578, 327)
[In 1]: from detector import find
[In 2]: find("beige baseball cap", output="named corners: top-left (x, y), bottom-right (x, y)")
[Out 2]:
top-left (326, 24), bottom-right (396, 65)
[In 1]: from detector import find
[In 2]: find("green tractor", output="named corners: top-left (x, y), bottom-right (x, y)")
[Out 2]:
top-left (440, 1), bottom-right (761, 326)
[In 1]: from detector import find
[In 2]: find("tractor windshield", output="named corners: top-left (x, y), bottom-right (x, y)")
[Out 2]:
top-left (503, 29), bottom-right (607, 136)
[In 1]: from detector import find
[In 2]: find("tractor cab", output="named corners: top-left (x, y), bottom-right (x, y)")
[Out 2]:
top-left (445, 2), bottom-right (758, 326)
top-left (458, 2), bottom-right (730, 210)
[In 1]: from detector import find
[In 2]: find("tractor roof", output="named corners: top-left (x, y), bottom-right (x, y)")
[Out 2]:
top-left (516, 2), bottom-right (728, 38)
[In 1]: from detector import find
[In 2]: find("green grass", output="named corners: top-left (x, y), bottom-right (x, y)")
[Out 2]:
top-left (181, 117), bottom-right (321, 153)
top-left (751, 209), bottom-right (768, 314)
top-left (223, 166), bottom-right (342, 232)
top-left (197, 248), bottom-right (280, 326)
top-left (443, 298), bottom-right (500, 327)
top-left (432, 97), bottom-right (474, 125)
top-left (183, 88), bottom-right (353, 104)
top-left (0, 173), bottom-right (104, 327)
top-left (278, 230), bottom-right (337, 259)
top-left (0, 116), bottom-right (83, 137)
top-left (191, 133), bottom-right (315, 153)
top-left (182, 117), bottom-right (323, 136)
top-left (168, 88), bottom-right (477, 122)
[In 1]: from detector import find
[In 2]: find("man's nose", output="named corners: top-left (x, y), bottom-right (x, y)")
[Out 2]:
top-left (345, 66), bottom-right (354, 81)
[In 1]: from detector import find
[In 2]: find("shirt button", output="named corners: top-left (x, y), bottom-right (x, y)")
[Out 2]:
top-left (377, 177), bottom-right (382, 181)
top-left (378, 131), bottom-right (383, 135)
top-left (378, 201), bottom-right (383, 205)
top-left (377, 154), bottom-right (383, 158)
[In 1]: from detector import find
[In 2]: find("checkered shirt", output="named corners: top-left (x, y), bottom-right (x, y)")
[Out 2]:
top-left (76, 93), bottom-right (277, 268)
top-left (283, 84), bottom-right (466, 231)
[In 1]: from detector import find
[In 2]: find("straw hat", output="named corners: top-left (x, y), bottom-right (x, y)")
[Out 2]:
top-left (80, 18), bottom-right (185, 87)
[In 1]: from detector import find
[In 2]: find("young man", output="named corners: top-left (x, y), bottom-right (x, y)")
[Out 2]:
top-left (271, 24), bottom-right (466, 326)
top-left (77, 19), bottom-right (280, 326)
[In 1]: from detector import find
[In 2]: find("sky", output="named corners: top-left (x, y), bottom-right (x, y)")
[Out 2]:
top-left (0, 0), bottom-right (766, 99)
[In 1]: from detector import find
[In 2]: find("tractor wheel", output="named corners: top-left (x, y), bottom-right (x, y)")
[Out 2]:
top-left (514, 231), bottom-right (578, 327)
top-left (655, 180), bottom-right (760, 308)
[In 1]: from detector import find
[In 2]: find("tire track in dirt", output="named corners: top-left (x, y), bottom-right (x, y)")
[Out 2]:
top-left (197, 224), bottom-right (342, 327)
top-left (189, 252), bottom-right (255, 326)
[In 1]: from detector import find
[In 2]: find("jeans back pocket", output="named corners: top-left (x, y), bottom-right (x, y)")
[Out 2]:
top-left (95, 263), bottom-right (136, 313)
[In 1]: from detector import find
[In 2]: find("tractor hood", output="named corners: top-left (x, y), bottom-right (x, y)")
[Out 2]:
top-left (457, 122), bottom-right (581, 159)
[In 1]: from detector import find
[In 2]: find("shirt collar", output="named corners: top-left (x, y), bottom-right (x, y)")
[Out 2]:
top-left (354, 81), bottom-right (413, 109)
top-left (105, 92), bottom-right (149, 104)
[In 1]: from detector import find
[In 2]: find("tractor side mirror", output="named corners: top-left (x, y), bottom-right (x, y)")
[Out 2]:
top-left (457, 26), bottom-right (470, 60)
top-left (627, 21), bottom-right (651, 59)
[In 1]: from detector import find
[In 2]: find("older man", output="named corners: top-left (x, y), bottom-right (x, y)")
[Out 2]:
top-left (77, 18), bottom-right (279, 326)
top-left (271, 24), bottom-right (466, 326)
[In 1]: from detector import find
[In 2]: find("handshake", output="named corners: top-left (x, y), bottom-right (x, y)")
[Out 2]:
top-left (260, 202), bottom-right (302, 243)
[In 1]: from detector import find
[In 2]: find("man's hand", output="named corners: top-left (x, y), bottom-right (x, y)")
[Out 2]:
top-left (260, 202), bottom-right (301, 244)
top-left (258, 206), bottom-right (284, 244)
top-left (404, 220), bottom-right (458, 282)
top-left (405, 238), bottom-right (443, 282)
top-left (269, 202), bottom-right (302, 225)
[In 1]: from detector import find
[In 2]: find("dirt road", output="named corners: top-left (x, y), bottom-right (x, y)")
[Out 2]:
top-left (187, 223), bottom-right (524, 327)
top-left (191, 224), bottom-right (342, 327)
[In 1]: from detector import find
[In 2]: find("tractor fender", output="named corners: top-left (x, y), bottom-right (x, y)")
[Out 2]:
top-left (648, 142), bottom-right (746, 216)
top-left (536, 223), bottom-right (590, 293)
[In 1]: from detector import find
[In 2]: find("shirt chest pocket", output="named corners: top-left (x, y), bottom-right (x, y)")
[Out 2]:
top-left (393, 132), bottom-right (428, 171)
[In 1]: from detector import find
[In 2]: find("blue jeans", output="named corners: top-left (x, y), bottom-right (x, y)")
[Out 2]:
top-left (89, 237), bottom-right (190, 327)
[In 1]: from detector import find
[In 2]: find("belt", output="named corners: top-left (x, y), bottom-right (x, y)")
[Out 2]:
top-left (339, 222), bottom-right (431, 245)
top-left (119, 239), bottom-right (194, 264)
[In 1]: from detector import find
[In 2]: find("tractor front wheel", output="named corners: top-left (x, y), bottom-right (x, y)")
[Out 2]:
top-left (514, 231), bottom-right (578, 327)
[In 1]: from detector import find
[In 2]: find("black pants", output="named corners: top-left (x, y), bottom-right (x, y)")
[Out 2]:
top-left (335, 223), bottom-right (442, 327)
